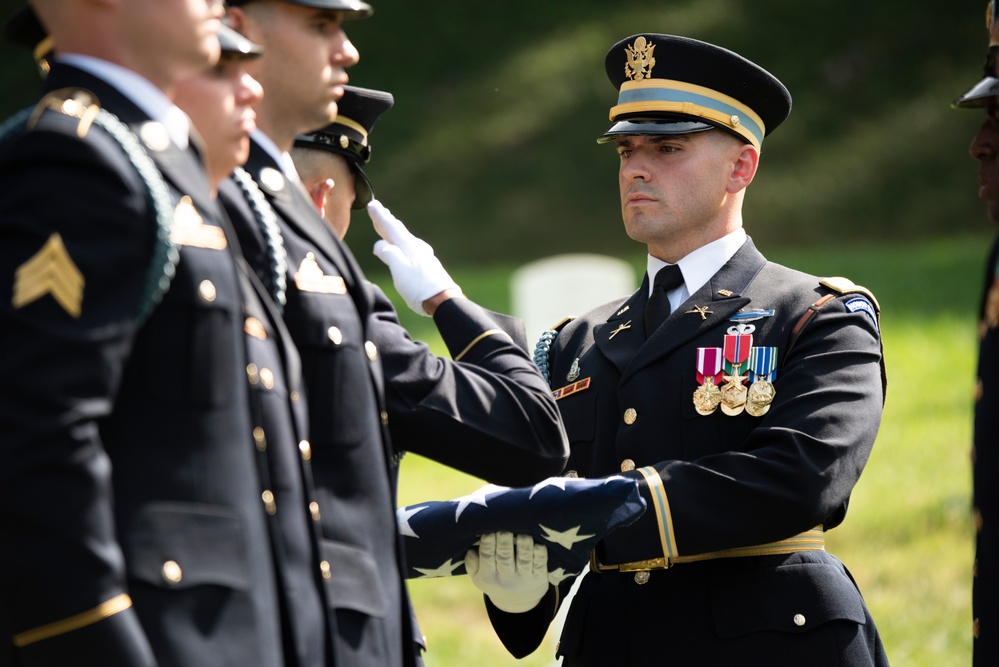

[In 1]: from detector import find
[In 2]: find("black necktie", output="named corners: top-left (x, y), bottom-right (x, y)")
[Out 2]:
top-left (644, 264), bottom-right (684, 336)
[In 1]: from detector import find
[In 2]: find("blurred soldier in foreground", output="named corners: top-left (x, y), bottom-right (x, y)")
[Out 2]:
top-left (954, 2), bottom-right (999, 662)
top-left (221, 1), bottom-right (568, 665)
top-left (466, 33), bottom-right (890, 666)
top-left (0, 2), bottom-right (336, 665)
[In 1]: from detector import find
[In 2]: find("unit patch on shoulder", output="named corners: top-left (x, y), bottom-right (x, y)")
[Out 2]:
top-left (845, 297), bottom-right (878, 329)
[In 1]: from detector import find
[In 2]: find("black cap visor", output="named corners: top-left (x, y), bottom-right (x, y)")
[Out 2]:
top-left (351, 165), bottom-right (373, 209)
top-left (597, 117), bottom-right (715, 144)
top-left (953, 76), bottom-right (999, 109)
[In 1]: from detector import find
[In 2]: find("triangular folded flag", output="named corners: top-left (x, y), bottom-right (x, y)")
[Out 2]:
top-left (397, 475), bottom-right (646, 582)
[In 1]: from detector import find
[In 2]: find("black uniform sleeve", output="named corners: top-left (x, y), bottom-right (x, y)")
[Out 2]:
top-left (368, 285), bottom-right (569, 486)
top-left (0, 117), bottom-right (155, 664)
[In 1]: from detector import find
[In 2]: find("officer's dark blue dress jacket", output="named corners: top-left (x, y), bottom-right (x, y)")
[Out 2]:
top-left (221, 142), bottom-right (567, 667)
top-left (487, 238), bottom-right (891, 667)
top-left (0, 65), bottom-right (331, 667)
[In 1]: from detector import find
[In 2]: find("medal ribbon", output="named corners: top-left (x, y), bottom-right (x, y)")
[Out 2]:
top-left (723, 334), bottom-right (752, 375)
top-left (695, 347), bottom-right (722, 384)
top-left (748, 346), bottom-right (777, 382)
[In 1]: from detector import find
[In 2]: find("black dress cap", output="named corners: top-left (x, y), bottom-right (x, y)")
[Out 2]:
top-left (226, 0), bottom-right (372, 20)
top-left (218, 23), bottom-right (263, 57)
top-left (599, 34), bottom-right (791, 150)
top-left (294, 85), bottom-right (393, 208)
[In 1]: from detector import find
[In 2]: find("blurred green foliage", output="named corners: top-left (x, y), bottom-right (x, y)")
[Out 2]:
top-left (0, 1), bottom-right (991, 272)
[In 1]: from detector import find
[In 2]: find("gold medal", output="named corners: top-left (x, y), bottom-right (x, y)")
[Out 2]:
top-left (745, 380), bottom-right (775, 417)
top-left (692, 378), bottom-right (721, 415)
top-left (720, 371), bottom-right (747, 416)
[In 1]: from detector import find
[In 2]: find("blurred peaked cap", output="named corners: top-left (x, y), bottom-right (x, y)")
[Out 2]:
top-left (294, 85), bottom-right (393, 208)
top-left (218, 23), bottom-right (262, 57)
top-left (4, 5), bottom-right (51, 59)
top-left (225, 0), bottom-right (372, 20)
top-left (953, 46), bottom-right (999, 109)
top-left (599, 34), bottom-right (791, 151)
top-left (953, 76), bottom-right (999, 109)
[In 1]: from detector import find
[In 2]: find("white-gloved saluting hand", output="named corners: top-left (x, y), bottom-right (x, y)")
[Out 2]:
top-left (368, 200), bottom-right (460, 316)
top-left (465, 532), bottom-right (549, 614)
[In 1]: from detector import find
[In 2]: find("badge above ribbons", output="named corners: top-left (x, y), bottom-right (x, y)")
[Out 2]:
top-left (397, 476), bottom-right (646, 583)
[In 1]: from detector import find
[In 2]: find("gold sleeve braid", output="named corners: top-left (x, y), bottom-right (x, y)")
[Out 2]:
top-left (13, 593), bottom-right (133, 647)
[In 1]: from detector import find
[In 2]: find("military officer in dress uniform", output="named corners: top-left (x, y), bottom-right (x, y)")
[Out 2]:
top-left (219, 2), bottom-right (569, 666)
top-left (290, 84), bottom-right (393, 239)
top-left (955, 4), bottom-right (999, 663)
top-left (466, 33), bottom-right (891, 666)
top-left (0, 2), bottom-right (335, 666)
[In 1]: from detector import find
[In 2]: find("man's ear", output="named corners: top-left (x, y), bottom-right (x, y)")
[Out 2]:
top-left (727, 144), bottom-right (759, 194)
top-left (226, 7), bottom-right (248, 35)
top-left (308, 178), bottom-right (335, 216)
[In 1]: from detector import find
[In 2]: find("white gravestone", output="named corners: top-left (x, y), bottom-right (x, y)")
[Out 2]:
top-left (511, 253), bottom-right (637, 347)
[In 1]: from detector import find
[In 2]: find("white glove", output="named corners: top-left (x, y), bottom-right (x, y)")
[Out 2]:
top-left (368, 200), bottom-right (460, 316)
top-left (465, 532), bottom-right (549, 614)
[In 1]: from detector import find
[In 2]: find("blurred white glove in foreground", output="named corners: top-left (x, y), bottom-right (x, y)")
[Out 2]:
top-left (369, 200), bottom-right (460, 316)
top-left (465, 532), bottom-right (549, 613)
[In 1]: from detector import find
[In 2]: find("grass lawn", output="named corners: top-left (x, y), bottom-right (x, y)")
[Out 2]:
top-left (382, 233), bottom-right (990, 666)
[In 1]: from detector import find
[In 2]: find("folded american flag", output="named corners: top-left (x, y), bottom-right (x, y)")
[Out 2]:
top-left (397, 476), bottom-right (646, 582)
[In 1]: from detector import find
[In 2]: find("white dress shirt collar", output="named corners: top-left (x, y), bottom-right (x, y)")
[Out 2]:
top-left (250, 129), bottom-right (305, 186)
top-left (646, 228), bottom-right (748, 312)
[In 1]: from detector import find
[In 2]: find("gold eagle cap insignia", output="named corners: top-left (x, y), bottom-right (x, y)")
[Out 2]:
top-left (624, 36), bottom-right (656, 81)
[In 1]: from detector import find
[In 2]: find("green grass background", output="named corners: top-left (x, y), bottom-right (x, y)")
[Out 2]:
top-left (377, 233), bottom-right (988, 666)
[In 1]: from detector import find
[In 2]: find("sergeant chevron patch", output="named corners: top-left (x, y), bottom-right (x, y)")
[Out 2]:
top-left (13, 233), bottom-right (84, 317)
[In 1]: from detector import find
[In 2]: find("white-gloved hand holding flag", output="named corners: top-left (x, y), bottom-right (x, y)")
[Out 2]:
top-left (396, 475), bottom-right (646, 589)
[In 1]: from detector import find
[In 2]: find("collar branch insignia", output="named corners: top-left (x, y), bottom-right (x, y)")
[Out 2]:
top-left (609, 320), bottom-right (632, 339)
top-left (685, 305), bottom-right (713, 320)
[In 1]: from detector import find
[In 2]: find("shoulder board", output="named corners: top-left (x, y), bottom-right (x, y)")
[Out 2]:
top-left (819, 276), bottom-right (880, 313)
top-left (546, 316), bottom-right (575, 333)
top-left (27, 88), bottom-right (101, 139)
top-left (533, 316), bottom-right (576, 387)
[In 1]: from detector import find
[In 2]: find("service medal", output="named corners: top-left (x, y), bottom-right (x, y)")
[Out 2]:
top-left (720, 333), bottom-right (752, 416)
top-left (693, 347), bottom-right (723, 415)
top-left (746, 346), bottom-right (778, 417)
top-left (746, 381), bottom-right (776, 417)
